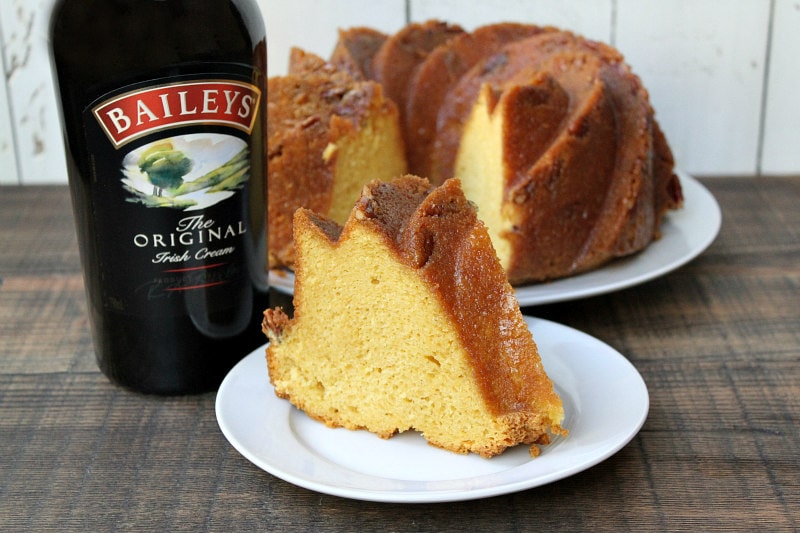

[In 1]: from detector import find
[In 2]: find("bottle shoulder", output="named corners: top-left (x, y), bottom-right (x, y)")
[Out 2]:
top-left (50, 0), bottom-right (265, 85)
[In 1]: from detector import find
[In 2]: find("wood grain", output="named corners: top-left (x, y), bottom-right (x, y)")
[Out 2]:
top-left (0, 178), bottom-right (798, 532)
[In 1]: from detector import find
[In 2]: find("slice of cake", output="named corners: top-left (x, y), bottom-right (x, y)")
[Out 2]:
top-left (262, 175), bottom-right (566, 458)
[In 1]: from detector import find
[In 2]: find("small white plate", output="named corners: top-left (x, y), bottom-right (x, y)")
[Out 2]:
top-left (215, 316), bottom-right (649, 503)
top-left (269, 171), bottom-right (720, 306)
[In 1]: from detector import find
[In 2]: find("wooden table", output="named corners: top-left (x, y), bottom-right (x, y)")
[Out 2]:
top-left (1, 178), bottom-right (798, 531)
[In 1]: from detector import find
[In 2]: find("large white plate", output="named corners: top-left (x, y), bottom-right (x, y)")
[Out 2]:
top-left (269, 171), bottom-right (720, 306)
top-left (215, 316), bottom-right (649, 503)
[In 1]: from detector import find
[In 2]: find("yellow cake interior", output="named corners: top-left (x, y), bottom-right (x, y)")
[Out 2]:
top-left (275, 212), bottom-right (525, 455)
top-left (326, 108), bottom-right (406, 225)
top-left (454, 83), bottom-right (511, 270)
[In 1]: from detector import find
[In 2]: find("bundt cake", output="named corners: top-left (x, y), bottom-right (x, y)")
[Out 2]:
top-left (268, 20), bottom-right (683, 284)
top-left (267, 48), bottom-right (406, 268)
top-left (262, 175), bottom-right (566, 458)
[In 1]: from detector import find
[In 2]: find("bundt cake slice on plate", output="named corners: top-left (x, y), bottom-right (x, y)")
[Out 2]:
top-left (263, 175), bottom-right (566, 458)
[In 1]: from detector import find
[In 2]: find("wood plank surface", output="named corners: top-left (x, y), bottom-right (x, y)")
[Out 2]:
top-left (0, 178), bottom-right (798, 532)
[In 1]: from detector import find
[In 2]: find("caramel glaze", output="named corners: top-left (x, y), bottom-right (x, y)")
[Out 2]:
top-left (500, 49), bottom-right (622, 282)
top-left (267, 49), bottom-right (396, 268)
top-left (331, 175), bottom-right (562, 416)
top-left (405, 23), bottom-right (555, 180)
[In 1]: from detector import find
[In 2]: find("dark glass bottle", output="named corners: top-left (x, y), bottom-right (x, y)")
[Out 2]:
top-left (49, 0), bottom-right (269, 394)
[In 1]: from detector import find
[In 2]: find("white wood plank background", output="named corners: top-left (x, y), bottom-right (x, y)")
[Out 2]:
top-left (1, 0), bottom-right (65, 185)
top-left (0, 13), bottom-right (17, 185)
top-left (616, 0), bottom-right (771, 176)
top-left (761, 0), bottom-right (800, 174)
top-left (409, 0), bottom-right (615, 42)
top-left (1, 0), bottom-right (797, 185)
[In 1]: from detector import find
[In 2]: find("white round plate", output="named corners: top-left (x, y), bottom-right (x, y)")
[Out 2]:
top-left (215, 316), bottom-right (649, 503)
top-left (269, 171), bottom-right (720, 306)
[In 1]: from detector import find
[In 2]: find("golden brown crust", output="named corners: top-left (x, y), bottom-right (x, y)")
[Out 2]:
top-left (442, 30), bottom-right (683, 283)
top-left (434, 30), bottom-right (606, 183)
top-left (653, 120), bottom-right (684, 216)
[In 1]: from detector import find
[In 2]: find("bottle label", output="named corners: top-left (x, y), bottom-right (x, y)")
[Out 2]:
top-left (83, 72), bottom-right (265, 323)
